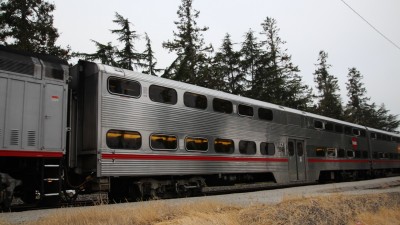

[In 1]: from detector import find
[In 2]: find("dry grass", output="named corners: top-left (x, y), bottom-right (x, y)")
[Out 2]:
top-left (3, 192), bottom-right (400, 225)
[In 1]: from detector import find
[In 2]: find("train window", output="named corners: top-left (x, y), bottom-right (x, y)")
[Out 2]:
top-left (347, 150), bottom-right (355, 158)
top-left (338, 148), bottom-right (345, 158)
top-left (260, 142), bottom-right (275, 155)
top-left (362, 151), bottom-right (368, 159)
top-left (325, 122), bottom-right (334, 131)
top-left (288, 142), bottom-right (295, 156)
top-left (360, 130), bottom-right (366, 137)
top-left (327, 148), bottom-right (337, 157)
top-left (370, 133), bottom-right (377, 139)
top-left (149, 85), bottom-right (177, 105)
top-left (106, 130), bottom-right (141, 150)
top-left (238, 104), bottom-right (254, 117)
top-left (184, 92), bottom-right (207, 110)
top-left (258, 108), bottom-right (273, 121)
top-left (389, 153), bottom-right (395, 159)
top-left (214, 138), bottom-right (234, 154)
top-left (213, 98), bottom-right (233, 114)
top-left (352, 128), bottom-right (360, 136)
top-left (377, 133), bottom-right (382, 140)
top-left (314, 121), bottom-right (324, 129)
top-left (335, 124), bottom-right (343, 133)
top-left (344, 126), bottom-right (352, 135)
top-left (397, 137), bottom-right (400, 143)
top-left (372, 152), bottom-right (378, 159)
top-left (150, 134), bottom-right (178, 150)
top-left (108, 77), bottom-right (141, 97)
top-left (239, 140), bottom-right (256, 155)
top-left (185, 137), bottom-right (208, 151)
top-left (297, 142), bottom-right (304, 157)
top-left (355, 150), bottom-right (361, 158)
top-left (315, 147), bottom-right (325, 157)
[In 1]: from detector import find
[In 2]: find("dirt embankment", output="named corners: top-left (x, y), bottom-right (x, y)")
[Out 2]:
top-left (1, 192), bottom-right (400, 225)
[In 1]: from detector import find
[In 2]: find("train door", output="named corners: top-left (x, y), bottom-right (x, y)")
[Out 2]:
top-left (288, 139), bottom-right (306, 181)
top-left (43, 83), bottom-right (65, 150)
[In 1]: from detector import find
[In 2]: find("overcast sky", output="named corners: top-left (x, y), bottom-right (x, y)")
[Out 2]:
top-left (52, 0), bottom-right (400, 122)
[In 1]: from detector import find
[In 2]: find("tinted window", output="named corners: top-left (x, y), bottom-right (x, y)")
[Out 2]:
top-left (214, 138), bottom-right (234, 154)
top-left (325, 122), bottom-right (334, 131)
top-left (238, 104), bottom-right (254, 117)
top-left (355, 150), bottom-right (361, 158)
top-left (186, 137), bottom-right (208, 151)
top-left (370, 133), bottom-right (377, 139)
top-left (184, 92), bottom-right (207, 110)
top-left (360, 130), bottom-right (366, 137)
top-left (260, 142), bottom-right (275, 155)
top-left (258, 108), bottom-right (273, 121)
top-left (347, 150), bottom-right (355, 158)
top-left (288, 142), bottom-right (295, 156)
top-left (315, 147), bottom-right (325, 157)
top-left (314, 121), bottom-right (323, 129)
top-left (150, 134), bottom-right (177, 150)
top-left (213, 98), bottom-right (233, 114)
top-left (338, 148), bottom-right (345, 158)
top-left (362, 150), bottom-right (369, 159)
top-left (297, 142), bottom-right (304, 156)
top-left (108, 77), bottom-right (141, 97)
top-left (239, 140), bottom-right (256, 155)
top-left (106, 130), bottom-right (141, 150)
top-left (335, 124), bottom-right (343, 133)
top-left (149, 85), bottom-right (177, 104)
top-left (327, 148), bottom-right (336, 157)
top-left (353, 128), bottom-right (360, 136)
top-left (344, 126), bottom-right (352, 135)
top-left (372, 152), bottom-right (378, 159)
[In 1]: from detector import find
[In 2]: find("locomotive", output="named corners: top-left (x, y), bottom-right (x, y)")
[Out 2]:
top-left (1, 46), bottom-right (399, 208)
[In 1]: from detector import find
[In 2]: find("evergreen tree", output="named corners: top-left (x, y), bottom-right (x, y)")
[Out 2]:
top-left (259, 17), bottom-right (311, 109)
top-left (240, 29), bottom-right (262, 99)
top-left (74, 40), bottom-right (118, 66)
top-left (111, 12), bottom-right (140, 70)
top-left (313, 50), bottom-right (343, 119)
top-left (140, 33), bottom-right (162, 76)
top-left (0, 0), bottom-right (70, 59)
top-left (162, 0), bottom-right (213, 86)
top-left (344, 67), bottom-right (370, 124)
top-left (213, 33), bottom-right (244, 95)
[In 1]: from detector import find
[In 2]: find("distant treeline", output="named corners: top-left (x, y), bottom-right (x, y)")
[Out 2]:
top-left (0, 0), bottom-right (398, 132)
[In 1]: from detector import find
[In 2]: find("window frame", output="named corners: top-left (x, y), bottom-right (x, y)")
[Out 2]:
top-left (107, 76), bottom-right (141, 98)
top-left (183, 92), bottom-right (208, 110)
top-left (106, 129), bottom-right (142, 150)
top-left (149, 84), bottom-right (178, 105)
top-left (150, 133), bottom-right (178, 151)
top-left (238, 104), bottom-right (254, 117)
top-left (185, 136), bottom-right (209, 152)
top-left (239, 140), bottom-right (257, 155)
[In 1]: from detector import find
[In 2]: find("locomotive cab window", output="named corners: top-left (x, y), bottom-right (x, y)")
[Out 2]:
top-left (258, 108), bottom-right (273, 121)
top-left (150, 134), bottom-right (178, 150)
top-left (213, 98), bottom-right (233, 114)
top-left (239, 140), bottom-right (256, 155)
top-left (238, 104), bottom-right (254, 117)
top-left (184, 92), bottom-right (207, 110)
top-left (185, 137), bottom-right (208, 151)
top-left (149, 85), bottom-right (177, 105)
top-left (106, 130), bottom-right (141, 150)
top-left (108, 77), bottom-right (141, 97)
top-left (214, 138), bottom-right (234, 154)
top-left (260, 142), bottom-right (275, 155)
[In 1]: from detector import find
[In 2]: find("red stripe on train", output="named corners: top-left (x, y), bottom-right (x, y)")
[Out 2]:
top-left (101, 153), bottom-right (288, 162)
top-left (0, 150), bottom-right (64, 158)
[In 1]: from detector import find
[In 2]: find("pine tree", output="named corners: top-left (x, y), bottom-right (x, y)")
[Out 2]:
top-left (240, 29), bottom-right (262, 99)
top-left (0, 0), bottom-right (70, 59)
top-left (213, 33), bottom-right (244, 95)
top-left (74, 40), bottom-right (118, 66)
top-left (344, 67), bottom-right (370, 124)
top-left (313, 50), bottom-right (343, 119)
top-left (111, 12), bottom-right (140, 70)
top-left (162, 0), bottom-right (213, 86)
top-left (140, 33), bottom-right (162, 76)
top-left (259, 17), bottom-right (311, 109)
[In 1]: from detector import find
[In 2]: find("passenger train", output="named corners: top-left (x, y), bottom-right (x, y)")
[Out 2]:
top-left (1, 46), bottom-right (399, 208)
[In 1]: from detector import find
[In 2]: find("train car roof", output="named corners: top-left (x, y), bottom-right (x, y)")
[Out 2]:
top-left (90, 62), bottom-right (396, 134)
top-left (0, 45), bottom-right (68, 65)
